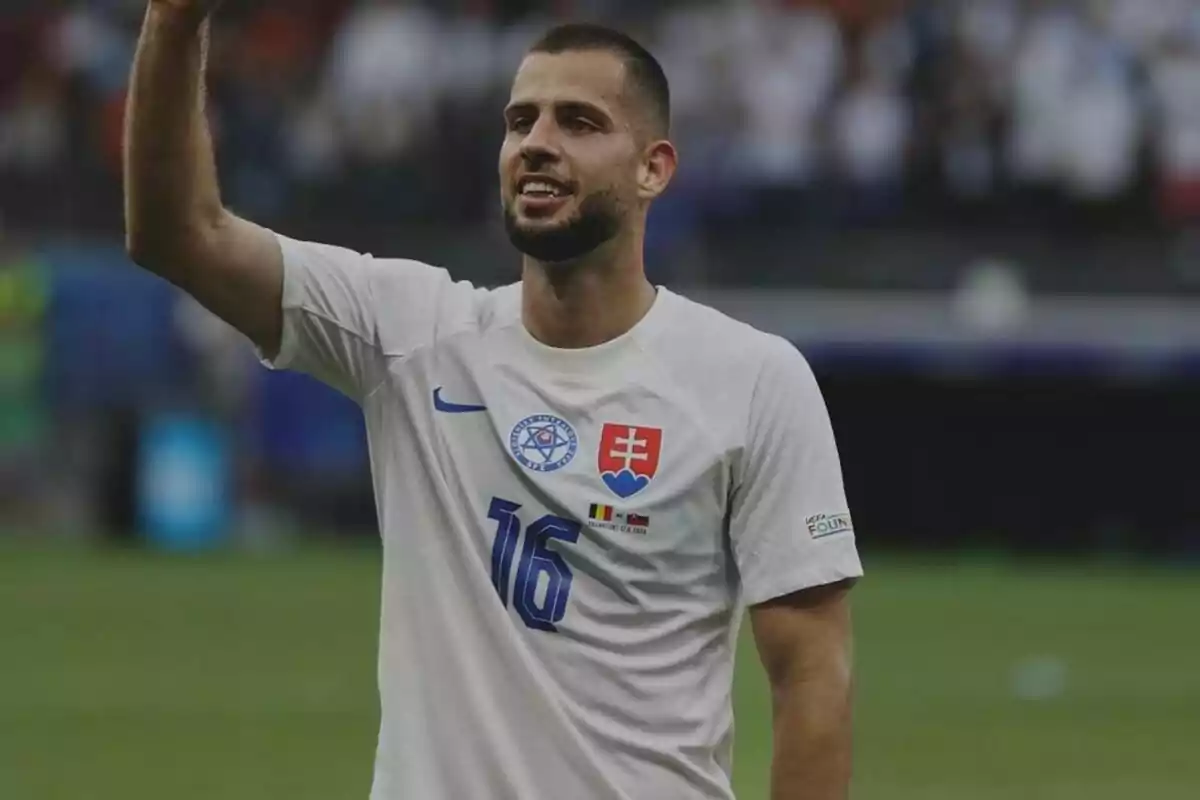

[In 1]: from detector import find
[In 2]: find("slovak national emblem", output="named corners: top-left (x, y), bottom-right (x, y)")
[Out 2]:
top-left (598, 423), bottom-right (662, 499)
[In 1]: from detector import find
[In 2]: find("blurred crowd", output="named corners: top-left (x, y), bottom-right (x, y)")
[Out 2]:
top-left (6, 0), bottom-right (1200, 541)
top-left (4, 0), bottom-right (1200, 239)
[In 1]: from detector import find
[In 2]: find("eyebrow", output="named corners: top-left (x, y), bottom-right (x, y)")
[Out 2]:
top-left (504, 99), bottom-right (613, 122)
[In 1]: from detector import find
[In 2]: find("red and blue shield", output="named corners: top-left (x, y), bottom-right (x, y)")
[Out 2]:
top-left (598, 423), bottom-right (662, 499)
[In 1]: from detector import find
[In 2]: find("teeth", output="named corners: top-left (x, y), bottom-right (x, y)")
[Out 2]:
top-left (521, 180), bottom-right (564, 197)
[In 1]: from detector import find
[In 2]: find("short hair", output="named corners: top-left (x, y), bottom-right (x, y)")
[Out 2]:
top-left (528, 23), bottom-right (671, 138)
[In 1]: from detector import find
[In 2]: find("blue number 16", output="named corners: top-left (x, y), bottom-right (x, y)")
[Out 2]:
top-left (487, 498), bottom-right (581, 633)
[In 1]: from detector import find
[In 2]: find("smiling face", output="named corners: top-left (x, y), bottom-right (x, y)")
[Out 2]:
top-left (499, 49), bottom-right (674, 264)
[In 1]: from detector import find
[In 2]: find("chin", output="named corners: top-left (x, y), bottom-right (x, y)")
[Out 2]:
top-left (503, 194), bottom-right (621, 263)
top-left (517, 199), bottom-right (576, 223)
top-left (514, 215), bottom-right (572, 235)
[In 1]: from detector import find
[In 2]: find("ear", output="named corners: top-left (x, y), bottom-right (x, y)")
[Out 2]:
top-left (637, 139), bottom-right (678, 201)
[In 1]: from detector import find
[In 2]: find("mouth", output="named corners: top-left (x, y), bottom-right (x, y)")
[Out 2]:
top-left (516, 176), bottom-right (574, 215)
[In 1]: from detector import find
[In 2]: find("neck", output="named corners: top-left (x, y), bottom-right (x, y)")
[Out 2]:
top-left (521, 233), bottom-right (656, 349)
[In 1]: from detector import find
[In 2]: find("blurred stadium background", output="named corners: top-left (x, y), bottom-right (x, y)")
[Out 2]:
top-left (2, 0), bottom-right (1199, 798)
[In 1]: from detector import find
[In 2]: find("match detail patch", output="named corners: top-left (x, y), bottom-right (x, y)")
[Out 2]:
top-left (588, 503), bottom-right (650, 533)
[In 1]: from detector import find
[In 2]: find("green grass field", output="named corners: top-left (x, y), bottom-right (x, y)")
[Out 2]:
top-left (2, 544), bottom-right (1198, 799)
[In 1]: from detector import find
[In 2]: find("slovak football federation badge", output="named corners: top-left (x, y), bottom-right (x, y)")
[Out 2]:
top-left (597, 423), bottom-right (662, 499)
top-left (510, 414), bottom-right (578, 473)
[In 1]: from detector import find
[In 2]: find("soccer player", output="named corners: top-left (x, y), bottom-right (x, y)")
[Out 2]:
top-left (124, 2), bottom-right (864, 798)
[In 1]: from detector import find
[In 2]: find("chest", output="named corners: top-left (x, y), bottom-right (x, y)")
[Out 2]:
top-left (383, 339), bottom-right (735, 567)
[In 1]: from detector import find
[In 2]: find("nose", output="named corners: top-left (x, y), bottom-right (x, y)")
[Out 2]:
top-left (519, 116), bottom-right (561, 166)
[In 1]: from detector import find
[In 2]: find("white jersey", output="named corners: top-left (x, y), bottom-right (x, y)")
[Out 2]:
top-left (262, 234), bottom-right (864, 800)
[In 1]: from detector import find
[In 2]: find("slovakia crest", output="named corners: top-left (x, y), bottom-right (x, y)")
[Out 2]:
top-left (598, 423), bottom-right (662, 499)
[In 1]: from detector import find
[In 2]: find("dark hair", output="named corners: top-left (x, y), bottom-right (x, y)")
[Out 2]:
top-left (528, 23), bottom-right (671, 137)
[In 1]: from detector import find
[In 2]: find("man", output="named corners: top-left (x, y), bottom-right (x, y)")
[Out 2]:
top-left (124, 2), bottom-right (863, 798)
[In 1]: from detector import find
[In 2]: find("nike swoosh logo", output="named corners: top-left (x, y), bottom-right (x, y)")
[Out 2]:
top-left (433, 387), bottom-right (488, 414)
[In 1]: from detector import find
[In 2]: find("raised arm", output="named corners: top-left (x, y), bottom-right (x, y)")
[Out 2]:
top-left (124, 0), bottom-right (284, 357)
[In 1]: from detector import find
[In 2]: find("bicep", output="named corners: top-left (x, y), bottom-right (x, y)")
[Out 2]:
top-left (175, 211), bottom-right (284, 357)
top-left (749, 579), bottom-right (856, 690)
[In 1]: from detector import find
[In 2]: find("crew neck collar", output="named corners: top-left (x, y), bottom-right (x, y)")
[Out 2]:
top-left (514, 286), bottom-right (671, 373)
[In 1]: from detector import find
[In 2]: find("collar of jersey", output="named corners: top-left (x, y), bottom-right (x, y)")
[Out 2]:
top-left (513, 286), bottom-right (671, 374)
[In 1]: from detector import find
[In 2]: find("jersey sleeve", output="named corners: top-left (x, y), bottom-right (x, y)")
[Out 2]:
top-left (728, 337), bottom-right (863, 607)
top-left (261, 233), bottom-right (482, 401)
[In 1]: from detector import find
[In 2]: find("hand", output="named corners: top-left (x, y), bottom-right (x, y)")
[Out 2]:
top-left (148, 0), bottom-right (224, 25)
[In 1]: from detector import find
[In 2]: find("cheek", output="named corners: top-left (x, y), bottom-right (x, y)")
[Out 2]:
top-left (606, 167), bottom-right (642, 205)
top-left (600, 149), bottom-right (642, 194)
top-left (498, 144), bottom-right (517, 183)
top-left (578, 155), bottom-right (629, 194)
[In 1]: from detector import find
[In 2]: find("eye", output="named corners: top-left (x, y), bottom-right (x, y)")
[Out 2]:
top-left (564, 117), bottom-right (598, 133)
top-left (508, 115), bottom-right (533, 134)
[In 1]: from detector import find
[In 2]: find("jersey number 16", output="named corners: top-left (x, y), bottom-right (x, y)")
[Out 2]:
top-left (487, 497), bottom-right (581, 633)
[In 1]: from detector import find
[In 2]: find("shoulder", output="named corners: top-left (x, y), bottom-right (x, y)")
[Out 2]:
top-left (337, 252), bottom-right (518, 354)
top-left (649, 288), bottom-right (806, 380)
top-left (639, 289), bottom-right (815, 446)
top-left (275, 234), bottom-right (453, 300)
top-left (476, 281), bottom-right (522, 332)
top-left (363, 256), bottom-right (520, 317)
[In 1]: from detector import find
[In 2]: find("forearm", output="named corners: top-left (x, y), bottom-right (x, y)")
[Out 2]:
top-left (769, 668), bottom-right (854, 800)
top-left (123, 4), bottom-right (225, 274)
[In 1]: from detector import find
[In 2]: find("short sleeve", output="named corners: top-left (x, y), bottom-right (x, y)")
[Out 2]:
top-left (261, 233), bottom-right (483, 401)
top-left (728, 337), bottom-right (863, 607)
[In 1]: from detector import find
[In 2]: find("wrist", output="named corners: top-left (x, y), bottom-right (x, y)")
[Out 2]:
top-left (146, 3), bottom-right (210, 35)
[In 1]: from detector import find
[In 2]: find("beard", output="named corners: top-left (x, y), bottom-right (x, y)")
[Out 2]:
top-left (503, 190), bottom-right (622, 263)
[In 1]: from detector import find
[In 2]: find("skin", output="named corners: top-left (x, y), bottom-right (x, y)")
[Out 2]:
top-left (123, 5), bottom-right (856, 797)
top-left (499, 49), bottom-right (676, 349)
top-left (752, 580), bottom-right (857, 800)
top-left (124, 2), bottom-right (283, 355)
